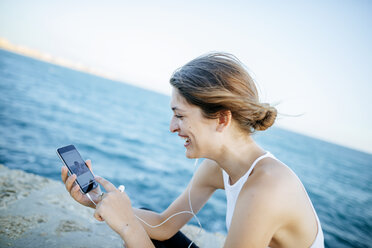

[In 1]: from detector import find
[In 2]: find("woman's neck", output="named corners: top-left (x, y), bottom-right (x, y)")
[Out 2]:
top-left (212, 135), bottom-right (266, 185)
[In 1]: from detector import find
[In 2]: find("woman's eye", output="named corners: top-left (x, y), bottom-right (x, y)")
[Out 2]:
top-left (175, 114), bottom-right (183, 119)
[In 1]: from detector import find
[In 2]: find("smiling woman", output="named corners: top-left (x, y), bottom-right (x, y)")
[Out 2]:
top-left (62, 52), bottom-right (324, 248)
top-left (168, 53), bottom-right (277, 161)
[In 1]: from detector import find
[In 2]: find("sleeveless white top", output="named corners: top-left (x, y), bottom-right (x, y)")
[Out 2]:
top-left (222, 152), bottom-right (324, 248)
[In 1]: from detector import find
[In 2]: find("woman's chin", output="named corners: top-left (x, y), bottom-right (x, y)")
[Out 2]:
top-left (185, 147), bottom-right (203, 159)
top-left (185, 148), bottom-right (196, 159)
top-left (185, 152), bottom-right (194, 159)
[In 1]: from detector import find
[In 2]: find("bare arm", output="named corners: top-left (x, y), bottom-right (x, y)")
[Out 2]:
top-left (134, 159), bottom-right (224, 241)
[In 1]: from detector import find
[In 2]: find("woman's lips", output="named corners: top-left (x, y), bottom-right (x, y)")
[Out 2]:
top-left (179, 135), bottom-right (191, 147)
top-left (184, 137), bottom-right (191, 147)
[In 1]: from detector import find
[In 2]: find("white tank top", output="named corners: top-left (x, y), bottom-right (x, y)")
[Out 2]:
top-left (222, 152), bottom-right (324, 248)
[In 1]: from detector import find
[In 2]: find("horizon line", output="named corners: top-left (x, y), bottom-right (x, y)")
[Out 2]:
top-left (1, 38), bottom-right (371, 156)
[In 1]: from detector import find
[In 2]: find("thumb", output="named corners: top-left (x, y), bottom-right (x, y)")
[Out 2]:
top-left (95, 176), bottom-right (117, 192)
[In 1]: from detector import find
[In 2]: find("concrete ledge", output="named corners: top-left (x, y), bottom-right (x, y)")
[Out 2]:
top-left (0, 165), bottom-right (225, 247)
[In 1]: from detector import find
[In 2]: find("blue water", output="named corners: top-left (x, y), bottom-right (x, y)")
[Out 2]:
top-left (0, 49), bottom-right (371, 247)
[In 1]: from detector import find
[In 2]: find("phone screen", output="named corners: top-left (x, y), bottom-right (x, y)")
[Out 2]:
top-left (57, 145), bottom-right (97, 194)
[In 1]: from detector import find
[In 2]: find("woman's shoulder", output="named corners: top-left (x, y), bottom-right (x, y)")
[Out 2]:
top-left (196, 159), bottom-right (224, 189)
top-left (238, 157), bottom-right (320, 247)
top-left (240, 157), bottom-right (304, 212)
top-left (250, 156), bottom-right (299, 188)
top-left (230, 158), bottom-right (319, 247)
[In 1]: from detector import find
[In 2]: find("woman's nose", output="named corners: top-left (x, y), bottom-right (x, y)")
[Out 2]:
top-left (169, 117), bottom-right (179, 133)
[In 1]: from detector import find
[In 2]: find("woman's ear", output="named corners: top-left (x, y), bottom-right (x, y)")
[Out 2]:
top-left (216, 110), bottom-right (232, 132)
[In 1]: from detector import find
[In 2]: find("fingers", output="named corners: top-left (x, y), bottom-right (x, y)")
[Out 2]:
top-left (94, 198), bottom-right (106, 222)
top-left (70, 184), bottom-right (80, 197)
top-left (95, 176), bottom-right (117, 192)
top-left (65, 173), bottom-right (77, 193)
top-left (94, 209), bottom-right (104, 221)
top-left (85, 159), bottom-right (93, 172)
top-left (61, 166), bottom-right (68, 183)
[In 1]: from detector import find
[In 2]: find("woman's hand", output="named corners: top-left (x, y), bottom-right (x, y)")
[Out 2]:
top-left (61, 160), bottom-right (102, 208)
top-left (93, 177), bottom-right (136, 232)
top-left (94, 177), bottom-right (155, 248)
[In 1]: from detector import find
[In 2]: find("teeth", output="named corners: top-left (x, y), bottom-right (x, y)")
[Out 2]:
top-left (180, 136), bottom-right (190, 144)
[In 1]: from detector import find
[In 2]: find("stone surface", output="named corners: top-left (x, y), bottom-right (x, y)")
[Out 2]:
top-left (0, 165), bottom-right (225, 247)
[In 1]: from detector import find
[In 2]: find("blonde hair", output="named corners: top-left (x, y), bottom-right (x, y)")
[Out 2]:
top-left (170, 52), bottom-right (277, 133)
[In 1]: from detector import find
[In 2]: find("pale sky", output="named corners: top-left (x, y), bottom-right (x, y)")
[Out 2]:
top-left (1, 0), bottom-right (371, 154)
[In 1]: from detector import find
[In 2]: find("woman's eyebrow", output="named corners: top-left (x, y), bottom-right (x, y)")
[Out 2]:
top-left (171, 106), bottom-right (184, 112)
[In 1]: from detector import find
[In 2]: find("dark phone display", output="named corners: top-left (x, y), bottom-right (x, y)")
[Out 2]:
top-left (58, 145), bottom-right (97, 193)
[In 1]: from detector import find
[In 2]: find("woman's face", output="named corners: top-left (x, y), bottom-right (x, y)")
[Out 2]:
top-left (170, 88), bottom-right (218, 159)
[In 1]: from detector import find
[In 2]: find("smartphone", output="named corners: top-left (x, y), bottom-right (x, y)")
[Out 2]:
top-left (57, 144), bottom-right (98, 194)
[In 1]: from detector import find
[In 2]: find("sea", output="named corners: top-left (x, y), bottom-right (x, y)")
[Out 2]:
top-left (0, 49), bottom-right (371, 248)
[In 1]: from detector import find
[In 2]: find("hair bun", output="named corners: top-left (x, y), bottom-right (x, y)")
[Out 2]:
top-left (253, 104), bottom-right (277, 131)
top-left (170, 52), bottom-right (277, 134)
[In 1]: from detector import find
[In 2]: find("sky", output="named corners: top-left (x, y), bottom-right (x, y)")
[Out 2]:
top-left (0, 0), bottom-right (371, 154)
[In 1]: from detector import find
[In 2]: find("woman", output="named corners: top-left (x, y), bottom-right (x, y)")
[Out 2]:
top-left (61, 53), bottom-right (324, 248)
